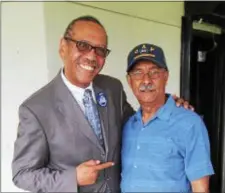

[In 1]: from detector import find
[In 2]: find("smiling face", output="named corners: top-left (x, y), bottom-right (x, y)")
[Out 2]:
top-left (127, 60), bottom-right (169, 106)
top-left (59, 20), bottom-right (108, 88)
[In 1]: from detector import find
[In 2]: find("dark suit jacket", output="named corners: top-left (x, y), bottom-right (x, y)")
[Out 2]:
top-left (12, 72), bottom-right (134, 192)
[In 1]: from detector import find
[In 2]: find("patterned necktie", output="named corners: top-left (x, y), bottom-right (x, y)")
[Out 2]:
top-left (83, 89), bottom-right (104, 147)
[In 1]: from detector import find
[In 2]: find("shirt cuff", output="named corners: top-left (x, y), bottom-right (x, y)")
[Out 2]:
top-left (187, 164), bottom-right (215, 181)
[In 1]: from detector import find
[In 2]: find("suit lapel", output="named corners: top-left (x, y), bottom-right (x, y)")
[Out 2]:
top-left (53, 72), bottom-right (103, 151)
top-left (93, 84), bottom-right (109, 155)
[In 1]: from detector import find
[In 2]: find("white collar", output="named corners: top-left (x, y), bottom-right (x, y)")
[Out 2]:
top-left (61, 68), bottom-right (94, 92)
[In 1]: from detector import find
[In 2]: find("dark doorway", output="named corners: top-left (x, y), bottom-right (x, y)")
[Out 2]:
top-left (189, 30), bottom-right (225, 192)
top-left (180, 2), bottom-right (225, 192)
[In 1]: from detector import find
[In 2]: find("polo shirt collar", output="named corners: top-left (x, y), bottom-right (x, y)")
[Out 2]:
top-left (134, 94), bottom-right (176, 124)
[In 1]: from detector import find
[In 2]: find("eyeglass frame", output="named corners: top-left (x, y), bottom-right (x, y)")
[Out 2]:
top-left (128, 68), bottom-right (167, 80)
top-left (64, 37), bottom-right (111, 58)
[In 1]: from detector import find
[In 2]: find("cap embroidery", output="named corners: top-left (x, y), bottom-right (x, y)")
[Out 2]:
top-left (134, 53), bottom-right (155, 60)
top-left (150, 47), bottom-right (155, 52)
top-left (134, 49), bottom-right (139, 54)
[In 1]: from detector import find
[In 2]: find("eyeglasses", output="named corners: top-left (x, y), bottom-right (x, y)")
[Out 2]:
top-left (64, 37), bottom-right (110, 58)
top-left (129, 69), bottom-right (165, 80)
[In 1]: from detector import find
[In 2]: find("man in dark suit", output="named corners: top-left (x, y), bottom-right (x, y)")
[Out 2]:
top-left (12, 15), bottom-right (190, 192)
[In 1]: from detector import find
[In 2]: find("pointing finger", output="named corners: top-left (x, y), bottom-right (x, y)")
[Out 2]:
top-left (93, 162), bottom-right (114, 171)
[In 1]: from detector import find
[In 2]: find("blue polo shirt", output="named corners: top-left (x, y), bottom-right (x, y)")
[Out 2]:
top-left (121, 95), bottom-right (214, 192)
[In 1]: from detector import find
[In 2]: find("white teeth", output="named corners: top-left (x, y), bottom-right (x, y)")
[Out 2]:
top-left (80, 64), bottom-right (94, 71)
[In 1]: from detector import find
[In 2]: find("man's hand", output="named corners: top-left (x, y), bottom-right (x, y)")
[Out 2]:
top-left (76, 160), bottom-right (114, 186)
top-left (172, 94), bottom-right (194, 111)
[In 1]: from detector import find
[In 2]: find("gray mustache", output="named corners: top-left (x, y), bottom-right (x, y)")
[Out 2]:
top-left (139, 84), bottom-right (155, 92)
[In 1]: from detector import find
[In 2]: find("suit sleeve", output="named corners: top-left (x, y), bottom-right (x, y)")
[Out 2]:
top-left (120, 86), bottom-right (135, 126)
top-left (12, 105), bottom-right (78, 192)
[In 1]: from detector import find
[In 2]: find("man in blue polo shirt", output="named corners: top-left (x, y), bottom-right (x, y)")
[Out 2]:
top-left (121, 43), bottom-right (214, 192)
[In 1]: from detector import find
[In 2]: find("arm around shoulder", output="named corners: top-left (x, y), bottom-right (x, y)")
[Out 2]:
top-left (12, 105), bottom-right (78, 192)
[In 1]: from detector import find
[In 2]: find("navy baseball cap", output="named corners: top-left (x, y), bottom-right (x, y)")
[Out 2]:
top-left (127, 43), bottom-right (168, 72)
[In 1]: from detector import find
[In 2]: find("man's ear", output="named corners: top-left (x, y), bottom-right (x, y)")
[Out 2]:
top-left (59, 37), bottom-right (67, 60)
top-left (164, 71), bottom-right (169, 84)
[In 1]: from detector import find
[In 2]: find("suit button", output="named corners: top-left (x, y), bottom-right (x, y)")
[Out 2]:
top-left (101, 153), bottom-right (105, 157)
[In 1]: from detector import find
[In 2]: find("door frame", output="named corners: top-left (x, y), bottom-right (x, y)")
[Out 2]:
top-left (180, 16), bottom-right (192, 100)
top-left (219, 33), bottom-right (225, 193)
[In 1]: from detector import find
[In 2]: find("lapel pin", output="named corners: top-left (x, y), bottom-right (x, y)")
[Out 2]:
top-left (96, 92), bottom-right (107, 107)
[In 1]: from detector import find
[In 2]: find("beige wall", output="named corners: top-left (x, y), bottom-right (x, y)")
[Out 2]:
top-left (2, 2), bottom-right (48, 192)
top-left (79, 2), bottom-right (184, 27)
